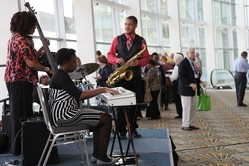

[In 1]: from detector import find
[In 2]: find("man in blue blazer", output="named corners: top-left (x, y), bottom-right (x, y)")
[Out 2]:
top-left (178, 48), bottom-right (200, 131)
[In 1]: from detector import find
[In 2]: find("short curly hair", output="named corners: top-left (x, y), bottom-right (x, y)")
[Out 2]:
top-left (10, 11), bottom-right (37, 36)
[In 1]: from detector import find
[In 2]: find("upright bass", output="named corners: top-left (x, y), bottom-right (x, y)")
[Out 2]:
top-left (24, 2), bottom-right (58, 71)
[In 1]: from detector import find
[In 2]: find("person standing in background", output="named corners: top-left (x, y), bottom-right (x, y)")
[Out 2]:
top-left (178, 48), bottom-right (199, 131)
top-left (144, 52), bottom-right (166, 110)
top-left (96, 50), bottom-right (102, 57)
top-left (4, 11), bottom-right (54, 155)
top-left (162, 52), bottom-right (175, 65)
top-left (169, 53), bottom-right (184, 119)
top-left (160, 55), bottom-right (174, 110)
top-left (107, 15), bottom-right (150, 139)
top-left (95, 55), bottom-right (113, 87)
top-left (195, 52), bottom-right (202, 79)
top-left (144, 59), bottom-right (161, 120)
top-left (169, 53), bottom-right (175, 65)
top-left (194, 52), bottom-right (202, 96)
top-left (233, 51), bottom-right (249, 107)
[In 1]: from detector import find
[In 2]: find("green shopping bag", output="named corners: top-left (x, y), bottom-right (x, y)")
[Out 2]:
top-left (196, 87), bottom-right (211, 111)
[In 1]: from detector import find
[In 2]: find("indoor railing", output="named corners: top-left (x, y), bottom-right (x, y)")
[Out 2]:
top-left (210, 69), bottom-right (235, 89)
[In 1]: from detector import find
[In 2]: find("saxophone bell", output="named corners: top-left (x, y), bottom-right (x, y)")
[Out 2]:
top-left (120, 69), bottom-right (133, 81)
top-left (108, 70), bottom-right (133, 87)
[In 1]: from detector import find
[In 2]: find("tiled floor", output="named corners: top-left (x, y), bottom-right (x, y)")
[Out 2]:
top-left (137, 89), bottom-right (249, 166)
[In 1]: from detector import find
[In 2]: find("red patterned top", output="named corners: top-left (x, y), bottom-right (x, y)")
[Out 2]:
top-left (4, 33), bottom-right (38, 85)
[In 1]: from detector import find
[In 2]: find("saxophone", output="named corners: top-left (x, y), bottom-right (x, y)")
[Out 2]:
top-left (106, 44), bottom-right (147, 87)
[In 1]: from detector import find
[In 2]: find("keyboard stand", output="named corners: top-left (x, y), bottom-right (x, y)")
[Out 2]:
top-left (109, 105), bottom-right (139, 166)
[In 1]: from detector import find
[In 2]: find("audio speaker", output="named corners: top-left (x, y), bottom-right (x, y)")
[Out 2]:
top-left (21, 117), bottom-right (59, 165)
top-left (1, 114), bottom-right (10, 151)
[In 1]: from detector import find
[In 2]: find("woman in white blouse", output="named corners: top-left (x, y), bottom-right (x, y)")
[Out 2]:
top-left (169, 53), bottom-right (184, 119)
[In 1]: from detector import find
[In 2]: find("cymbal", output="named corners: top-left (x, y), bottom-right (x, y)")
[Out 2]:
top-left (69, 63), bottom-right (100, 79)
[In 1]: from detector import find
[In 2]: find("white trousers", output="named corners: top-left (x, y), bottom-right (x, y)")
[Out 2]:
top-left (180, 95), bottom-right (196, 127)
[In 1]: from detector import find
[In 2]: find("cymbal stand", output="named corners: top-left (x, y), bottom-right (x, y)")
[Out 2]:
top-left (79, 70), bottom-right (95, 108)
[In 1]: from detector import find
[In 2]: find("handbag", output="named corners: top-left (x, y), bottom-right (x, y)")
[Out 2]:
top-left (196, 87), bottom-right (211, 111)
top-left (143, 77), bottom-right (152, 103)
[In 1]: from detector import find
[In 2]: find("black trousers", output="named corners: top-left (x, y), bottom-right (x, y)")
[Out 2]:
top-left (146, 90), bottom-right (160, 118)
top-left (116, 77), bottom-right (144, 133)
top-left (6, 81), bottom-right (33, 155)
top-left (234, 73), bottom-right (247, 105)
top-left (172, 80), bottom-right (182, 117)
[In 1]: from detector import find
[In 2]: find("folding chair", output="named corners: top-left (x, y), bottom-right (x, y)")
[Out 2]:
top-left (36, 84), bottom-right (90, 166)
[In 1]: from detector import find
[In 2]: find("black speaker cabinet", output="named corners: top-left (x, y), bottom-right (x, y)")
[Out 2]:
top-left (1, 114), bottom-right (10, 151)
top-left (21, 117), bottom-right (59, 165)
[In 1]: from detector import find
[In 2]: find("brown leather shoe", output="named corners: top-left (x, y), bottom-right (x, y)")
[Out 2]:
top-left (190, 126), bottom-right (199, 130)
top-left (182, 127), bottom-right (192, 131)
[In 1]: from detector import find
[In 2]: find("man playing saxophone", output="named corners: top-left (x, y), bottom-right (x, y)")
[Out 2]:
top-left (107, 15), bottom-right (150, 139)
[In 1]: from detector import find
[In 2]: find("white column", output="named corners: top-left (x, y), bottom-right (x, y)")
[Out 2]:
top-left (0, 1), bottom-right (19, 64)
top-left (74, 0), bottom-right (96, 64)
top-left (203, 0), bottom-right (216, 81)
top-left (74, 0), bottom-right (98, 106)
top-left (0, 0), bottom-right (19, 118)
top-left (167, 0), bottom-right (181, 52)
top-left (236, 1), bottom-right (247, 53)
top-left (126, 0), bottom-right (142, 36)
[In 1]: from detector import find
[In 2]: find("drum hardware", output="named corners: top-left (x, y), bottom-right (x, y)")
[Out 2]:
top-left (74, 74), bottom-right (95, 109)
top-left (70, 63), bottom-right (98, 108)
top-left (69, 63), bottom-right (100, 80)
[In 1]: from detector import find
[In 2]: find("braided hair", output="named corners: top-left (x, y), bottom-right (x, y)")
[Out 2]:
top-left (10, 11), bottom-right (37, 36)
top-left (56, 48), bottom-right (76, 66)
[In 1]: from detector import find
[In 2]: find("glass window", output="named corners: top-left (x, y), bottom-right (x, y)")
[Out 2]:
top-left (197, 0), bottom-right (204, 21)
top-left (214, 1), bottom-right (236, 25)
top-left (214, 2), bottom-right (228, 24)
top-left (180, 23), bottom-right (196, 48)
top-left (96, 44), bottom-right (112, 56)
top-left (119, 10), bottom-right (127, 34)
top-left (246, 6), bottom-right (249, 26)
top-left (247, 30), bottom-right (249, 49)
top-left (25, 0), bottom-right (56, 38)
top-left (216, 49), bottom-right (231, 69)
top-left (198, 48), bottom-right (206, 80)
top-left (199, 27), bottom-right (205, 48)
top-left (66, 41), bottom-right (78, 53)
top-left (232, 30), bottom-right (238, 49)
top-left (162, 20), bottom-right (170, 46)
top-left (160, 0), bottom-right (168, 15)
top-left (179, 0), bottom-right (203, 21)
top-left (63, 0), bottom-right (76, 40)
top-left (93, 4), bottom-right (114, 43)
top-left (117, 0), bottom-right (127, 5)
top-left (141, 15), bottom-right (158, 46)
top-left (179, 0), bottom-right (195, 20)
top-left (231, 3), bottom-right (236, 26)
top-left (216, 27), bottom-right (229, 48)
top-left (33, 38), bottom-right (58, 53)
top-left (140, 0), bottom-right (157, 13)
